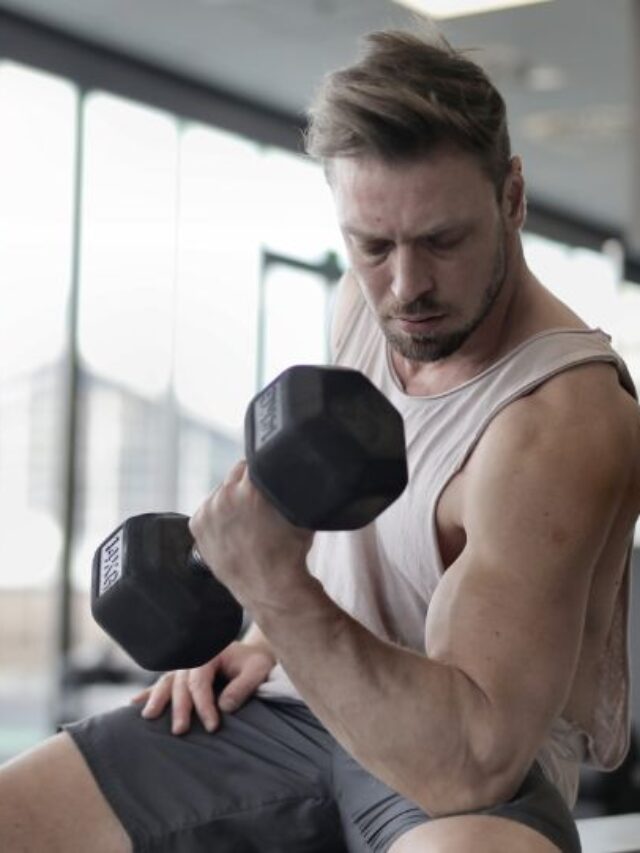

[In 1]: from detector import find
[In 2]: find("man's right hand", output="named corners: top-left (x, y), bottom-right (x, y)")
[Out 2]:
top-left (131, 641), bottom-right (276, 734)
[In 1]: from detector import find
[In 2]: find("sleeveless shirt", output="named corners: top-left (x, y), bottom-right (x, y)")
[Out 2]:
top-left (257, 286), bottom-right (635, 808)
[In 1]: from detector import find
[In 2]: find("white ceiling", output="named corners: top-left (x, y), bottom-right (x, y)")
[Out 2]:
top-left (0, 0), bottom-right (637, 255)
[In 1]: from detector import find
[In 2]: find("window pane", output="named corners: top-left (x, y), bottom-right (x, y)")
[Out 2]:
top-left (0, 62), bottom-right (76, 380)
top-left (73, 94), bottom-right (180, 633)
top-left (262, 263), bottom-right (329, 386)
top-left (78, 93), bottom-right (179, 400)
top-left (523, 233), bottom-right (617, 330)
top-left (612, 282), bottom-right (640, 387)
top-left (174, 125), bottom-right (261, 440)
top-left (259, 149), bottom-right (346, 267)
top-left (0, 61), bottom-right (77, 757)
top-left (0, 61), bottom-right (76, 586)
top-left (611, 280), bottom-right (640, 546)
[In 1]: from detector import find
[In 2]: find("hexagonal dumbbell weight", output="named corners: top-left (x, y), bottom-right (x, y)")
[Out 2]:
top-left (91, 365), bottom-right (408, 671)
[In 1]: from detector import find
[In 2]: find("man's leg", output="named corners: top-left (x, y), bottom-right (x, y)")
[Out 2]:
top-left (2, 699), bottom-right (349, 853)
top-left (0, 732), bottom-right (132, 853)
top-left (387, 814), bottom-right (560, 853)
top-left (333, 748), bottom-right (579, 853)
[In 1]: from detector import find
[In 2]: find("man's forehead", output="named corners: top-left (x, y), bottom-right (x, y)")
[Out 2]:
top-left (332, 153), bottom-right (486, 236)
top-left (329, 148), bottom-right (486, 188)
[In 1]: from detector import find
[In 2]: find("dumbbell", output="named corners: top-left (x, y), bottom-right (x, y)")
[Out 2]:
top-left (91, 365), bottom-right (408, 671)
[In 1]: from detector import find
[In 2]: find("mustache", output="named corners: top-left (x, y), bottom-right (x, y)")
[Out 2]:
top-left (382, 295), bottom-right (445, 319)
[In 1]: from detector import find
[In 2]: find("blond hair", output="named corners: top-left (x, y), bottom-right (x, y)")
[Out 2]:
top-left (306, 30), bottom-right (511, 196)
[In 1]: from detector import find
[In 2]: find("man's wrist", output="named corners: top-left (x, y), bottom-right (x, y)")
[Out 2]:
top-left (250, 571), bottom-right (342, 648)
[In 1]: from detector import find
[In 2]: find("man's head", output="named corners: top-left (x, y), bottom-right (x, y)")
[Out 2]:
top-left (306, 29), bottom-right (511, 200)
top-left (307, 30), bottom-right (526, 364)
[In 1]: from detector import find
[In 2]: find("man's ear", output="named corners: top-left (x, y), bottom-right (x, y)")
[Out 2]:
top-left (502, 155), bottom-right (527, 229)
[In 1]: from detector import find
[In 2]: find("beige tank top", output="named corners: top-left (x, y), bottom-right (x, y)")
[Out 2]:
top-left (257, 290), bottom-right (635, 807)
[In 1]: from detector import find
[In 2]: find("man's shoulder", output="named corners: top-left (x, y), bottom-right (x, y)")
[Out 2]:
top-left (520, 357), bottom-right (635, 430)
top-left (474, 359), bottom-right (640, 505)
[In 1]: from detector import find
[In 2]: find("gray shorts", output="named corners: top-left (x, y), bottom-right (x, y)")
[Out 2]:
top-left (64, 696), bottom-right (581, 852)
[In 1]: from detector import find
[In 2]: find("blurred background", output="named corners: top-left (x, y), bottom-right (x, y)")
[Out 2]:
top-left (0, 0), bottom-right (638, 818)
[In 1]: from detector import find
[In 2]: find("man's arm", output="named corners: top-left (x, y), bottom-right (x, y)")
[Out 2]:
top-left (192, 364), bottom-right (638, 816)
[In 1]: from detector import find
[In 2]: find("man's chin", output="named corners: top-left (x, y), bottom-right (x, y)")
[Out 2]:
top-left (385, 329), bottom-right (467, 363)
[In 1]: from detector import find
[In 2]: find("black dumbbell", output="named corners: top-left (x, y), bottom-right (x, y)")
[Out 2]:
top-left (91, 365), bottom-right (408, 671)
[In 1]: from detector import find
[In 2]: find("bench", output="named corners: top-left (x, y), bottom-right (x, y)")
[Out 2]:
top-left (577, 813), bottom-right (640, 852)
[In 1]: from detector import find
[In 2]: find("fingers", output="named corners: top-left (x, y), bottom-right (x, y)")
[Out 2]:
top-left (217, 675), bottom-right (249, 713)
top-left (188, 661), bottom-right (220, 733)
top-left (137, 672), bottom-right (174, 719)
top-left (217, 653), bottom-right (272, 713)
top-left (132, 642), bottom-right (270, 737)
top-left (130, 685), bottom-right (153, 705)
top-left (135, 660), bottom-right (220, 736)
top-left (137, 671), bottom-right (194, 735)
top-left (168, 670), bottom-right (195, 735)
top-left (223, 459), bottom-right (247, 486)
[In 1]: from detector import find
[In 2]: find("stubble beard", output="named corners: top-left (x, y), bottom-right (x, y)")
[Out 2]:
top-left (380, 229), bottom-right (508, 363)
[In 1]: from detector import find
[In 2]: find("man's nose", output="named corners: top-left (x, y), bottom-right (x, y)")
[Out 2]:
top-left (391, 245), bottom-right (436, 304)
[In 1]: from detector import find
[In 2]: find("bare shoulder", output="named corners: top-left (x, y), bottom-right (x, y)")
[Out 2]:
top-left (477, 361), bottom-right (640, 491)
top-left (459, 360), bottom-right (640, 554)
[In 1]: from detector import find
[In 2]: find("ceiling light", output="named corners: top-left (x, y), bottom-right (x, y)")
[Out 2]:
top-left (522, 105), bottom-right (631, 143)
top-left (391, 0), bottom-right (553, 19)
top-left (524, 64), bottom-right (566, 92)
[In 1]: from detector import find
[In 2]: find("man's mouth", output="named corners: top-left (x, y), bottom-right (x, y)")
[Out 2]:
top-left (393, 313), bottom-right (445, 331)
top-left (396, 313), bottom-right (444, 322)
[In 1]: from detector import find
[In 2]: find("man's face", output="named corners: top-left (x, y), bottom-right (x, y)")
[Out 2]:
top-left (331, 149), bottom-right (513, 362)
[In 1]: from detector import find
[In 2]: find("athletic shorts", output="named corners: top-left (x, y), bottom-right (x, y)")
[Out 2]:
top-left (63, 696), bottom-right (581, 852)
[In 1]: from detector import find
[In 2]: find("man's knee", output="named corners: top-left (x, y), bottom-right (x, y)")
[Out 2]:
top-left (387, 814), bottom-right (562, 853)
top-left (0, 731), bottom-right (132, 853)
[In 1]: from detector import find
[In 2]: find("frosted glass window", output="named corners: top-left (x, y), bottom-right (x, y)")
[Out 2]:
top-left (0, 62), bottom-right (76, 380)
top-left (174, 125), bottom-right (262, 439)
top-left (0, 62), bottom-right (76, 591)
top-left (258, 148), bottom-right (346, 267)
top-left (0, 61), bottom-right (76, 756)
top-left (262, 263), bottom-right (329, 386)
top-left (611, 282), bottom-right (640, 388)
top-left (78, 93), bottom-right (179, 399)
top-left (523, 233), bottom-right (617, 331)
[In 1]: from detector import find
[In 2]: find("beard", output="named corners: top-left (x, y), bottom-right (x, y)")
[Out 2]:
top-left (380, 227), bottom-right (508, 363)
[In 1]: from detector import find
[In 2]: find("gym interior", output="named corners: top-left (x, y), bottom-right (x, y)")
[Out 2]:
top-left (0, 0), bottom-right (639, 850)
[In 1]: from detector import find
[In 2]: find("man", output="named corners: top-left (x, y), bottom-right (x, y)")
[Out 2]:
top-left (1, 28), bottom-right (639, 853)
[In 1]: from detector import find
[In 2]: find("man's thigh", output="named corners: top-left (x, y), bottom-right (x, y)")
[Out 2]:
top-left (64, 698), bottom-right (348, 852)
top-left (387, 814), bottom-right (561, 853)
top-left (333, 751), bottom-right (580, 853)
top-left (0, 731), bottom-right (132, 853)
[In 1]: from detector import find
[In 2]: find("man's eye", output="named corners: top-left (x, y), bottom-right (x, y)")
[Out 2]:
top-left (360, 241), bottom-right (391, 257)
top-left (428, 234), bottom-right (464, 252)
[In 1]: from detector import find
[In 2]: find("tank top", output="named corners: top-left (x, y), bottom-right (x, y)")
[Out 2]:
top-left (257, 287), bottom-right (635, 807)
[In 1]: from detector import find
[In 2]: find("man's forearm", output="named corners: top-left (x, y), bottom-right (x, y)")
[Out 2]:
top-left (250, 572), bottom-right (503, 815)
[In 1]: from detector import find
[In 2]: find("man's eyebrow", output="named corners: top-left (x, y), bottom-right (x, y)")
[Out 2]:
top-left (341, 221), bottom-right (472, 241)
top-left (340, 226), bottom-right (388, 241)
